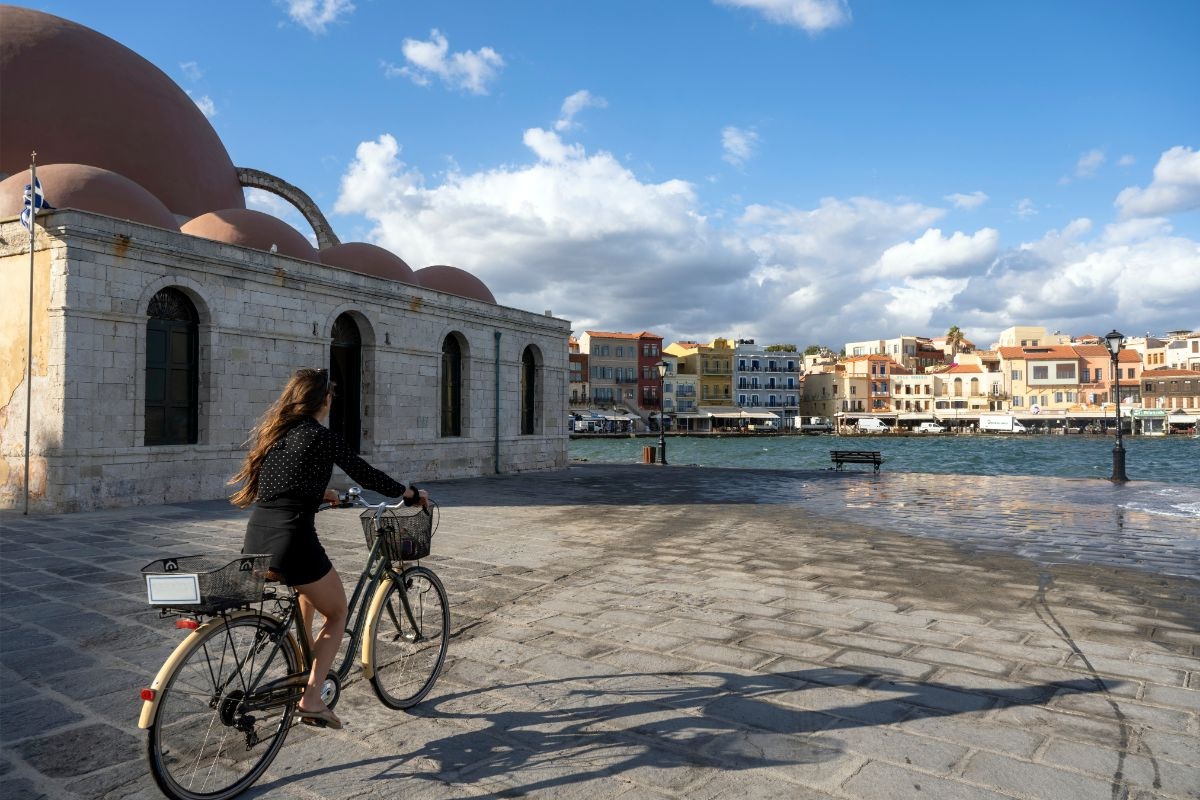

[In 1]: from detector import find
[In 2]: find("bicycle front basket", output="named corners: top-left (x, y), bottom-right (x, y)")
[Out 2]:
top-left (141, 555), bottom-right (272, 613)
top-left (361, 506), bottom-right (433, 562)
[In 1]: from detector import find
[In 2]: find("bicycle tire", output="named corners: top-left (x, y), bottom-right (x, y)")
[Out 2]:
top-left (367, 566), bottom-right (449, 709)
top-left (146, 613), bottom-right (301, 800)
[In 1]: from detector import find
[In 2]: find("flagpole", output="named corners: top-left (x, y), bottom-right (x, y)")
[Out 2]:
top-left (24, 153), bottom-right (36, 515)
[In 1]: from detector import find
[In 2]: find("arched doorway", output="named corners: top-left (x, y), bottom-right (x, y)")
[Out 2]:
top-left (520, 345), bottom-right (541, 435)
top-left (330, 313), bottom-right (361, 452)
top-left (145, 288), bottom-right (198, 446)
top-left (441, 334), bottom-right (463, 437)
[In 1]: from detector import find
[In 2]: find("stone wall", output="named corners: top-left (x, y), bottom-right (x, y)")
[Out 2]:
top-left (0, 211), bottom-right (569, 512)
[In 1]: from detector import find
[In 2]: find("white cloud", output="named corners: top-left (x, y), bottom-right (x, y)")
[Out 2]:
top-left (1075, 148), bottom-right (1105, 178)
top-left (1015, 198), bottom-right (1037, 218)
top-left (187, 91), bottom-right (217, 119)
top-left (875, 228), bottom-right (999, 279)
top-left (1118, 154), bottom-right (1136, 167)
top-left (180, 61), bottom-right (203, 81)
top-left (715, 0), bottom-right (852, 33)
top-left (384, 30), bottom-right (504, 94)
top-left (331, 126), bottom-right (1200, 348)
top-left (721, 126), bottom-right (761, 167)
top-left (945, 191), bottom-right (988, 210)
top-left (283, 0), bottom-right (354, 34)
top-left (1115, 145), bottom-right (1200, 218)
top-left (555, 90), bottom-right (608, 132)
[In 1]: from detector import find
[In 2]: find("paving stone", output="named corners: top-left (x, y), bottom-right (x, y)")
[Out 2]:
top-left (0, 697), bottom-right (85, 743)
top-left (15, 723), bottom-right (140, 779)
top-left (832, 651), bottom-right (934, 681)
top-left (907, 646), bottom-right (1012, 675)
top-left (841, 760), bottom-right (1013, 800)
top-left (963, 750), bottom-right (1116, 799)
top-left (1041, 736), bottom-right (1200, 798)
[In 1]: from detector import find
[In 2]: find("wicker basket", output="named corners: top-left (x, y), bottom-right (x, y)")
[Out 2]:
top-left (361, 506), bottom-right (433, 562)
top-left (142, 555), bottom-right (272, 613)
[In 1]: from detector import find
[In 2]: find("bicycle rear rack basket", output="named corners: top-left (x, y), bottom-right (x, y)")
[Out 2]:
top-left (361, 506), bottom-right (433, 562)
top-left (142, 555), bottom-right (272, 614)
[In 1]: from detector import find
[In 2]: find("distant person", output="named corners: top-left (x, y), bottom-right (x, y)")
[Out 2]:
top-left (228, 367), bottom-right (427, 730)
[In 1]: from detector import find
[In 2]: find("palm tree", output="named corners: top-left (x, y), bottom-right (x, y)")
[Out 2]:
top-left (946, 325), bottom-right (965, 359)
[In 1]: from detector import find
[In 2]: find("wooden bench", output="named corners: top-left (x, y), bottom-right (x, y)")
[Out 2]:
top-left (830, 450), bottom-right (883, 472)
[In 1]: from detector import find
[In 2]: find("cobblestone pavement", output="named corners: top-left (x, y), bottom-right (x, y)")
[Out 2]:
top-left (1, 465), bottom-right (1197, 800)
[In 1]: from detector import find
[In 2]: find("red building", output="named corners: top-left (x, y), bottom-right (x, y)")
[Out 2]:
top-left (635, 331), bottom-right (664, 411)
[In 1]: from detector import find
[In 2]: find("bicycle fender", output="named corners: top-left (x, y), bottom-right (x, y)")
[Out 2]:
top-left (360, 576), bottom-right (396, 680)
top-left (137, 610), bottom-right (293, 729)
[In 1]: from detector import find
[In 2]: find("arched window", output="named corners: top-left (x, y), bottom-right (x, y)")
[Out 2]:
top-left (520, 345), bottom-right (540, 435)
top-left (330, 314), bottom-right (362, 452)
top-left (953, 377), bottom-right (963, 397)
top-left (145, 288), bottom-right (198, 446)
top-left (441, 335), bottom-right (462, 437)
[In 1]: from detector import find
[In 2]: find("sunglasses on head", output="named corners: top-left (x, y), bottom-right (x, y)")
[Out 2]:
top-left (313, 368), bottom-right (336, 397)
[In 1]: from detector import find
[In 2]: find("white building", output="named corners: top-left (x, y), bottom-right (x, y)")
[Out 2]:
top-left (732, 340), bottom-right (800, 424)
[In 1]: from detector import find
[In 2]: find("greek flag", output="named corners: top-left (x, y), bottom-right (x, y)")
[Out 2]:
top-left (20, 178), bottom-right (54, 230)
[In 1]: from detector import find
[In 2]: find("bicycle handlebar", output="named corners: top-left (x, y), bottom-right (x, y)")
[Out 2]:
top-left (317, 486), bottom-right (431, 514)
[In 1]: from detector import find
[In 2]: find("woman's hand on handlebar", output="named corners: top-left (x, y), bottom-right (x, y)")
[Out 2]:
top-left (323, 488), bottom-right (340, 505)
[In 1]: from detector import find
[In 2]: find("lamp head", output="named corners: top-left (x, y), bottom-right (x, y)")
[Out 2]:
top-left (656, 361), bottom-right (668, 378)
top-left (1104, 329), bottom-right (1125, 358)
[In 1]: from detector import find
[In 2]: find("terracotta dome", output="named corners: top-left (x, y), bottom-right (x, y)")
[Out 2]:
top-left (0, 6), bottom-right (244, 218)
top-left (0, 164), bottom-right (179, 230)
top-left (319, 242), bottom-right (415, 283)
top-left (413, 265), bottom-right (496, 304)
top-left (181, 209), bottom-right (318, 262)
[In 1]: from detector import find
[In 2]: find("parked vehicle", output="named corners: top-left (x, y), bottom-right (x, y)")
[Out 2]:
top-left (855, 418), bottom-right (891, 433)
top-left (800, 416), bottom-right (834, 433)
top-left (979, 414), bottom-right (1027, 433)
top-left (915, 422), bottom-right (945, 433)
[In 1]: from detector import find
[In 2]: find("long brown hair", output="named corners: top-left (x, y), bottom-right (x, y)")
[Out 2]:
top-left (229, 368), bottom-right (331, 507)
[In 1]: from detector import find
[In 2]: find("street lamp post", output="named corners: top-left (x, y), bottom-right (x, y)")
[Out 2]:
top-left (1105, 329), bottom-right (1129, 483)
top-left (656, 361), bottom-right (669, 465)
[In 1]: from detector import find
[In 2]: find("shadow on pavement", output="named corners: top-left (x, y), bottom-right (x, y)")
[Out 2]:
top-left (252, 667), bottom-right (1108, 797)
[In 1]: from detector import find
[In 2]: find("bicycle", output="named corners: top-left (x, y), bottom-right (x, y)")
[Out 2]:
top-left (136, 488), bottom-right (450, 800)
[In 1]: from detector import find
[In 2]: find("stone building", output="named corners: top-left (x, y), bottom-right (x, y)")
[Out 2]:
top-left (0, 8), bottom-right (567, 511)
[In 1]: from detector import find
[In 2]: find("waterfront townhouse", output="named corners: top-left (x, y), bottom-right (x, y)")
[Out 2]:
top-left (1124, 334), bottom-right (1169, 370)
top-left (568, 336), bottom-right (589, 409)
top-left (841, 354), bottom-right (893, 413)
top-left (800, 366), bottom-right (868, 422)
top-left (999, 345), bottom-right (1083, 413)
top-left (634, 331), bottom-right (665, 416)
top-left (932, 358), bottom-right (1008, 414)
top-left (578, 330), bottom-right (641, 409)
top-left (1073, 345), bottom-right (1118, 407)
top-left (667, 338), bottom-right (735, 407)
top-left (1139, 367), bottom-right (1200, 409)
top-left (845, 335), bottom-right (949, 371)
top-left (732, 340), bottom-right (801, 424)
top-left (889, 367), bottom-right (936, 413)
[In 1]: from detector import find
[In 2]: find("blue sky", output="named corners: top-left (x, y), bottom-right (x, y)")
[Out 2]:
top-left (30, 0), bottom-right (1200, 348)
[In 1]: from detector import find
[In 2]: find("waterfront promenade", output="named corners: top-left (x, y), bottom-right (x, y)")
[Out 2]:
top-left (1, 465), bottom-right (1197, 799)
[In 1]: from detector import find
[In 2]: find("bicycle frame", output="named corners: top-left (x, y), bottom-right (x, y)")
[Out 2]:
top-left (138, 508), bottom-right (424, 728)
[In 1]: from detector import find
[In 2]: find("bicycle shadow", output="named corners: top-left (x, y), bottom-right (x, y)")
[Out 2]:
top-left (251, 667), bottom-right (1108, 797)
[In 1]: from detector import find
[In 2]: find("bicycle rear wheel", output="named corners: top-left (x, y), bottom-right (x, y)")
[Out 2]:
top-left (147, 613), bottom-right (301, 800)
top-left (367, 566), bottom-right (449, 709)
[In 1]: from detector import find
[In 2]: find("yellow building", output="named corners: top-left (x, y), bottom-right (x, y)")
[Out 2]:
top-left (666, 338), bottom-right (734, 406)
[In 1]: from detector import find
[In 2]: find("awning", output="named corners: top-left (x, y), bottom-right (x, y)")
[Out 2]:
top-left (675, 412), bottom-right (712, 419)
top-left (1167, 412), bottom-right (1198, 423)
top-left (898, 413), bottom-right (935, 420)
top-left (602, 414), bottom-right (639, 421)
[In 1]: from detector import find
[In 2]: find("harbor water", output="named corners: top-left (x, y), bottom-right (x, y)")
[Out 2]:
top-left (570, 434), bottom-right (1200, 520)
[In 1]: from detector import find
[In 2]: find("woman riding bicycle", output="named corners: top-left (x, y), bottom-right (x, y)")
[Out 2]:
top-left (229, 367), bottom-right (427, 730)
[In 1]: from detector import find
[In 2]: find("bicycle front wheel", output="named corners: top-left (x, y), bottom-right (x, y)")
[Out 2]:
top-left (367, 566), bottom-right (450, 709)
top-left (147, 613), bottom-right (301, 800)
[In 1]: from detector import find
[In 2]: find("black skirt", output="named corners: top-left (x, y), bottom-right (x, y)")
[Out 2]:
top-left (242, 505), bottom-right (333, 586)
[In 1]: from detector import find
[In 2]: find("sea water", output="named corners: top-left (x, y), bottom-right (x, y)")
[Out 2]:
top-left (570, 434), bottom-right (1200, 488)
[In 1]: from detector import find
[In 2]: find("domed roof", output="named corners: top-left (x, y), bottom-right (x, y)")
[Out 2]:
top-left (319, 242), bottom-right (415, 283)
top-left (181, 209), bottom-right (318, 262)
top-left (0, 164), bottom-right (179, 230)
top-left (413, 265), bottom-right (496, 304)
top-left (0, 6), bottom-right (244, 218)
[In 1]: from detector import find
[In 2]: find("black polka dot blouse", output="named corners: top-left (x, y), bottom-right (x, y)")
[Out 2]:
top-left (256, 416), bottom-right (406, 508)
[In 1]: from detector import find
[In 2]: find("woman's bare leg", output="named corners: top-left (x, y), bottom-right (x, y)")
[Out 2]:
top-left (294, 568), bottom-right (347, 711)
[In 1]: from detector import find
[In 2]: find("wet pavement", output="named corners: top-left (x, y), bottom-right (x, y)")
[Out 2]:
top-left (1, 464), bottom-right (1197, 799)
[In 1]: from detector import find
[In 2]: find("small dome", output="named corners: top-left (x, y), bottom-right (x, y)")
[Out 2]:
top-left (0, 163), bottom-right (179, 230)
top-left (0, 7), bottom-right (245, 218)
top-left (319, 242), bottom-right (415, 282)
top-left (181, 209), bottom-right (317, 262)
top-left (413, 265), bottom-right (496, 304)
